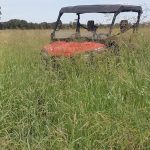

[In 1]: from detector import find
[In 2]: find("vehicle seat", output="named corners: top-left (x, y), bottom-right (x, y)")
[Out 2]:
top-left (87, 20), bottom-right (98, 31)
top-left (120, 20), bottom-right (129, 33)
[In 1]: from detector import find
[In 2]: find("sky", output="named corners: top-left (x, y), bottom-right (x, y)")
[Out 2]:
top-left (0, 0), bottom-right (150, 23)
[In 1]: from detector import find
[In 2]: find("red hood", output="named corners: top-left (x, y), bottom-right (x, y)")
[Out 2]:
top-left (43, 41), bottom-right (105, 57)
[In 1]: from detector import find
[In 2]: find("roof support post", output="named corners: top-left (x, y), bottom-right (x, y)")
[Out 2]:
top-left (109, 13), bottom-right (118, 35)
top-left (133, 12), bottom-right (141, 32)
top-left (76, 14), bottom-right (80, 33)
top-left (51, 13), bottom-right (63, 40)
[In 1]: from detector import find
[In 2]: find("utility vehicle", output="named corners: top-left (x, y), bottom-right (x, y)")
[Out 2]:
top-left (42, 4), bottom-right (142, 61)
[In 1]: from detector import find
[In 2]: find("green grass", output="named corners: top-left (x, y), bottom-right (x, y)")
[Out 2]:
top-left (0, 29), bottom-right (150, 150)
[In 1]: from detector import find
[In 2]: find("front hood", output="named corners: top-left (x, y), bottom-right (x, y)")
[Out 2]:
top-left (42, 41), bottom-right (106, 57)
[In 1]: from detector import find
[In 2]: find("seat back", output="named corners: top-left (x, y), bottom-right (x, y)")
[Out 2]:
top-left (87, 20), bottom-right (95, 31)
top-left (120, 20), bottom-right (129, 33)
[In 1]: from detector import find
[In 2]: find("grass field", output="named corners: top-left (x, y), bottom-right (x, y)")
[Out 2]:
top-left (0, 29), bottom-right (150, 150)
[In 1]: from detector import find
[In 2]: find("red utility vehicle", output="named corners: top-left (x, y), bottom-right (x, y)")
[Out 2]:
top-left (42, 4), bottom-right (142, 61)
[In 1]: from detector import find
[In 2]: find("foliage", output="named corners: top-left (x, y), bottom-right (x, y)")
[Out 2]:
top-left (0, 18), bottom-right (149, 30)
top-left (0, 19), bottom-right (55, 30)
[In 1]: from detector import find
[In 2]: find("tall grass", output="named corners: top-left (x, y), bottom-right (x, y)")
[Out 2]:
top-left (0, 29), bottom-right (150, 149)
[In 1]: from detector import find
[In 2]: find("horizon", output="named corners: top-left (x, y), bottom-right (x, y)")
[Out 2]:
top-left (1, 18), bottom-right (150, 24)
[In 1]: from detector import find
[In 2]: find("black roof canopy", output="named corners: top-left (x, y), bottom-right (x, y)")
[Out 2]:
top-left (60, 4), bottom-right (143, 14)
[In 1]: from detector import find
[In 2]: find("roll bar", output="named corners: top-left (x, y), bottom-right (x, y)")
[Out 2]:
top-left (51, 11), bottom-right (142, 40)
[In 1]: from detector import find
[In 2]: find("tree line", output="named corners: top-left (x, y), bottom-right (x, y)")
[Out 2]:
top-left (0, 19), bottom-right (57, 29)
top-left (0, 19), bottom-right (81, 30)
top-left (0, 19), bottom-right (149, 30)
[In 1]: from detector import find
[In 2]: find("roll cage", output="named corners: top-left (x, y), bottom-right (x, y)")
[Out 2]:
top-left (51, 4), bottom-right (143, 40)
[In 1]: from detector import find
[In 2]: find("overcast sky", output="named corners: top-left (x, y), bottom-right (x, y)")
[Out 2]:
top-left (1, 0), bottom-right (150, 23)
